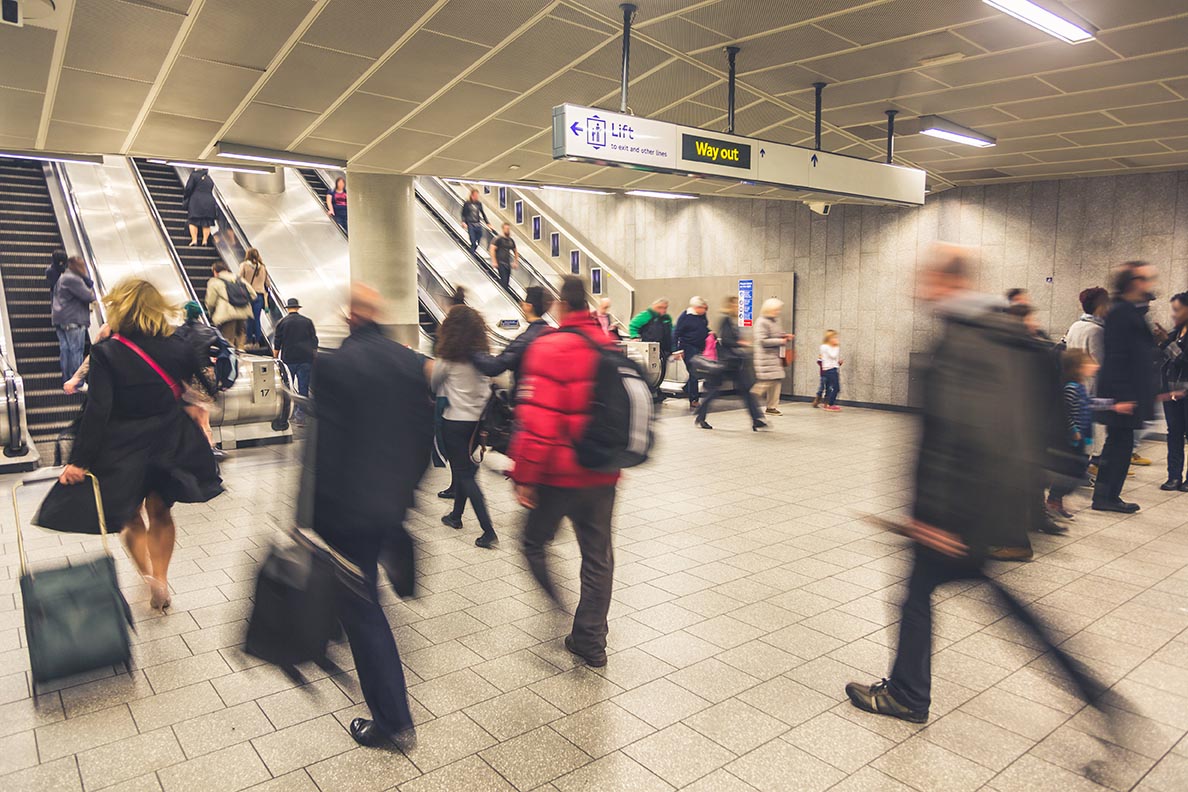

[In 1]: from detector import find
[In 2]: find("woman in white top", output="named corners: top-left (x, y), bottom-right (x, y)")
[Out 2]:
top-left (819, 330), bottom-right (842, 411)
top-left (431, 305), bottom-right (497, 548)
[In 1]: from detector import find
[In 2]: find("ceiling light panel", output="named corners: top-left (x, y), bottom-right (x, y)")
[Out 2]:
top-left (918, 115), bottom-right (997, 147)
top-left (982, 0), bottom-right (1096, 44)
top-left (216, 141), bottom-right (347, 169)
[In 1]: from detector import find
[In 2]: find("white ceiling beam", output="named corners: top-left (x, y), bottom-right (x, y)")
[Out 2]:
top-left (34, 0), bottom-right (77, 149)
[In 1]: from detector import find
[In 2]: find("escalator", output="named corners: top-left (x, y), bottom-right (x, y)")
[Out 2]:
top-left (0, 158), bottom-right (83, 446)
top-left (132, 158), bottom-right (219, 305)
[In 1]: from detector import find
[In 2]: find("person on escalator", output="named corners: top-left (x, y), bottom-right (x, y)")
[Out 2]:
top-left (629, 298), bottom-right (674, 403)
top-left (489, 223), bottom-right (518, 290)
top-left (274, 298), bottom-right (318, 425)
top-left (182, 168), bottom-right (217, 247)
top-left (52, 256), bottom-right (96, 385)
top-left (471, 285), bottom-right (552, 383)
top-left (238, 248), bottom-right (270, 349)
top-left (460, 189), bottom-right (492, 254)
top-left (432, 305), bottom-right (498, 548)
top-left (325, 176), bottom-right (348, 233)
top-left (205, 260), bottom-right (256, 352)
top-left (46, 249), bottom-right (69, 292)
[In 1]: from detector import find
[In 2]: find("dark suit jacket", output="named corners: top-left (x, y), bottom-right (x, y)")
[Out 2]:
top-left (1097, 299), bottom-right (1157, 428)
top-left (310, 322), bottom-right (433, 568)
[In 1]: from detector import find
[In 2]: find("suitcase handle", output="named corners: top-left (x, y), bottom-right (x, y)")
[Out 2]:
top-left (13, 471), bottom-right (110, 579)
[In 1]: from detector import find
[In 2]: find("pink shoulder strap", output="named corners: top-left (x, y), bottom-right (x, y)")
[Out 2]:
top-left (112, 334), bottom-right (183, 401)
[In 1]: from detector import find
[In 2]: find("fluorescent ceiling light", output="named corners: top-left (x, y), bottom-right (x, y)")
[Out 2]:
top-left (150, 158), bottom-right (275, 175)
top-left (917, 116), bottom-right (997, 148)
top-left (542, 185), bottom-right (612, 195)
top-left (625, 190), bottom-right (697, 200)
top-left (451, 179), bottom-right (539, 191)
top-left (982, 0), bottom-right (1096, 44)
top-left (0, 148), bottom-right (104, 165)
top-left (216, 141), bottom-right (346, 170)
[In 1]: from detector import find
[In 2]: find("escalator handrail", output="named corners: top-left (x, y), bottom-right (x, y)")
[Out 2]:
top-left (46, 163), bottom-right (108, 325)
top-left (127, 159), bottom-right (206, 317)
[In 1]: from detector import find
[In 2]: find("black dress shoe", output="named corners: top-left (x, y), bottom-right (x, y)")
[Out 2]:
top-left (1161, 478), bottom-right (1183, 491)
top-left (349, 718), bottom-right (388, 747)
top-left (475, 531), bottom-right (497, 548)
top-left (437, 489), bottom-right (455, 499)
top-left (1179, 481), bottom-right (1188, 492)
top-left (441, 513), bottom-right (463, 529)
top-left (1091, 500), bottom-right (1140, 514)
top-left (564, 634), bottom-right (607, 668)
top-left (845, 679), bottom-right (928, 723)
top-left (695, 419), bottom-right (713, 430)
top-left (752, 420), bottom-right (767, 431)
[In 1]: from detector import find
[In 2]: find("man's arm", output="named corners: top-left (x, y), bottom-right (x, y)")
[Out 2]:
top-left (273, 316), bottom-right (286, 355)
top-left (628, 310), bottom-right (647, 339)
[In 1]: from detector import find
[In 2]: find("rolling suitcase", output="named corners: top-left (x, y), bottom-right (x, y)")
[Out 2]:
top-left (16, 473), bottom-right (133, 690)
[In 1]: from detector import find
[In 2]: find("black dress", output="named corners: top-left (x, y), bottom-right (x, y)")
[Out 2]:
top-left (36, 332), bottom-right (223, 533)
top-left (183, 169), bottom-right (217, 227)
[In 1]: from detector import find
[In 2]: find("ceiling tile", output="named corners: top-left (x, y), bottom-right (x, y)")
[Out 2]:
top-left (951, 16), bottom-right (1055, 52)
top-left (981, 112), bottom-right (1120, 138)
top-left (1064, 0), bottom-right (1188, 29)
top-left (1064, 119), bottom-right (1188, 146)
top-left (576, 38), bottom-right (672, 84)
top-left (225, 102), bottom-right (321, 149)
top-left (354, 127), bottom-right (453, 170)
top-left (469, 17), bottom-right (611, 93)
top-left (996, 83), bottom-right (1178, 120)
top-left (255, 43), bottom-right (373, 114)
top-left (1110, 100), bottom-right (1188, 125)
top-left (496, 69), bottom-right (619, 128)
top-left (312, 92), bottom-right (418, 145)
top-left (426, 0), bottom-right (552, 45)
top-left (817, 0), bottom-right (997, 46)
top-left (301, 138), bottom-right (366, 161)
top-left (473, 148), bottom-right (554, 180)
top-left (621, 59), bottom-right (720, 117)
top-left (152, 56), bottom-right (263, 122)
top-left (1108, 151), bottom-right (1188, 169)
top-left (699, 25), bottom-right (853, 73)
top-left (780, 72), bottom-right (950, 110)
top-left (918, 41), bottom-right (1118, 87)
top-left (0, 87), bottom-right (43, 139)
top-left (0, 23), bottom-right (55, 92)
top-left (653, 101), bottom-right (727, 128)
top-left (804, 31), bottom-right (985, 82)
top-left (1097, 16), bottom-right (1188, 58)
top-left (403, 80), bottom-right (519, 136)
top-left (362, 30), bottom-right (488, 103)
top-left (904, 77), bottom-right (1060, 115)
top-left (437, 119), bottom-right (542, 164)
top-left (413, 155), bottom-right (480, 178)
top-left (52, 69), bottom-right (152, 130)
top-left (64, 0), bottom-right (182, 82)
top-left (549, 4), bottom-right (618, 33)
top-left (1028, 140), bottom-right (1170, 162)
top-left (1042, 49), bottom-right (1188, 93)
top-left (44, 120), bottom-right (126, 153)
top-left (680, 0), bottom-right (870, 41)
top-left (730, 101), bottom-right (799, 135)
top-left (302, 0), bottom-right (438, 58)
top-left (129, 113), bottom-right (222, 159)
top-left (641, 16), bottom-right (731, 52)
top-left (185, 0), bottom-right (314, 71)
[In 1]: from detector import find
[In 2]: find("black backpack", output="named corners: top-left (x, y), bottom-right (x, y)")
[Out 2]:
top-left (560, 328), bottom-right (654, 472)
top-left (225, 277), bottom-right (251, 308)
top-left (471, 384), bottom-right (514, 460)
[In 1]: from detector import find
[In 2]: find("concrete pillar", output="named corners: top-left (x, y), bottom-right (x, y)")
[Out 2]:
top-left (347, 172), bottom-right (418, 344)
top-left (233, 169), bottom-right (286, 194)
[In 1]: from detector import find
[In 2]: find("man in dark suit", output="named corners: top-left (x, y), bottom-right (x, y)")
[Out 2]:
top-left (1093, 262), bottom-right (1161, 513)
top-left (310, 284), bottom-right (433, 748)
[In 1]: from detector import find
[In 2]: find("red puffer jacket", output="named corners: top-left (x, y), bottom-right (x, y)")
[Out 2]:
top-left (509, 311), bottom-right (621, 489)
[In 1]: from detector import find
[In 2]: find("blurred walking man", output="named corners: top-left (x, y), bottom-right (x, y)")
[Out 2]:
top-left (511, 276), bottom-right (620, 668)
top-left (845, 246), bottom-right (1104, 724)
top-left (311, 284), bottom-right (432, 748)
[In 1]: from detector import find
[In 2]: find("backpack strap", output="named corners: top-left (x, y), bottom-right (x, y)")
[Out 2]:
top-left (112, 334), bottom-right (183, 401)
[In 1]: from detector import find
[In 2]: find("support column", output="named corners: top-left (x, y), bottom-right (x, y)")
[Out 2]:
top-left (346, 172), bottom-right (418, 345)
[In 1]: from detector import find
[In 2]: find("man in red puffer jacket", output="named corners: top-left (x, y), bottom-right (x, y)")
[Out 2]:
top-left (510, 276), bottom-right (620, 668)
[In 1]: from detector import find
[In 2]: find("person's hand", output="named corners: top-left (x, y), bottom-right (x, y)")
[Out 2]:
top-left (673, 351), bottom-right (684, 360)
top-left (1154, 323), bottom-right (1170, 344)
top-left (327, 209), bottom-right (334, 217)
top-left (59, 464), bottom-right (86, 485)
top-left (63, 377), bottom-right (81, 395)
top-left (515, 484), bottom-right (538, 509)
top-left (784, 333), bottom-right (794, 340)
top-left (98, 323), bottom-right (111, 341)
top-left (1157, 391), bottom-right (1187, 403)
top-left (1115, 401), bottom-right (1136, 415)
top-left (904, 519), bottom-right (968, 558)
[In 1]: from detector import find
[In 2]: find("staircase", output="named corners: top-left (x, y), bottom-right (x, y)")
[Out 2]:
top-left (133, 159), bottom-right (220, 305)
top-left (0, 158), bottom-right (85, 444)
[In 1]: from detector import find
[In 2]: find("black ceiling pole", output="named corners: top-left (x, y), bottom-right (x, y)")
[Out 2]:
top-left (885, 109), bottom-right (898, 164)
top-left (725, 46), bottom-right (741, 134)
top-left (813, 82), bottom-right (827, 151)
top-left (619, 4), bottom-right (637, 113)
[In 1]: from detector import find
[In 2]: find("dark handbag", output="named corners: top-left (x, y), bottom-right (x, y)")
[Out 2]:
top-left (17, 474), bottom-right (133, 689)
top-left (470, 384), bottom-right (514, 462)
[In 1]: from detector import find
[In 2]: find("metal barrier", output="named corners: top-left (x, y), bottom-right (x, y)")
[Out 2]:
top-left (209, 354), bottom-right (291, 448)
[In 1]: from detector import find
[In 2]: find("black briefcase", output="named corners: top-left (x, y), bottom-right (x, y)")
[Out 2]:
top-left (16, 474), bottom-right (133, 689)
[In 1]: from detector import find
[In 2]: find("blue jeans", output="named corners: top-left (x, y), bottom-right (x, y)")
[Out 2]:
top-left (246, 295), bottom-right (265, 345)
top-left (822, 368), bottom-right (840, 406)
top-left (289, 361), bottom-right (311, 420)
top-left (467, 223), bottom-right (484, 252)
top-left (55, 324), bottom-right (87, 383)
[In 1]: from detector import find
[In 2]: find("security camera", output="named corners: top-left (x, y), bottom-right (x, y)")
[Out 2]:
top-left (807, 201), bottom-right (831, 216)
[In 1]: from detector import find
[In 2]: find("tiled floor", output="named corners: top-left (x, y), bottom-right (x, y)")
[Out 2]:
top-left (3, 401), bottom-right (1188, 792)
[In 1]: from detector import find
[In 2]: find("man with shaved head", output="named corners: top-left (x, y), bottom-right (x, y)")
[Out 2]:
top-left (309, 281), bottom-right (433, 749)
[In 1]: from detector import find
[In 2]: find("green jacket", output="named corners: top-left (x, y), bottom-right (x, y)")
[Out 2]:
top-left (629, 308), bottom-right (673, 354)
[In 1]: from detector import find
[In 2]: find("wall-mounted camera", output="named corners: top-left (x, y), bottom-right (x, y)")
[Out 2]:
top-left (806, 201), bottom-right (831, 217)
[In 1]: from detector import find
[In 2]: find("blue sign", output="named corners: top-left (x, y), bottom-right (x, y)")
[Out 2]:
top-left (498, 319), bottom-right (521, 330)
top-left (514, 200), bottom-right (523, 224)
top-left (738, 279), bottom-right (753, 327)
top-left (532, 215), bottom-right (541, 241)
top-left (570, 249), bottom-right (580, 274)
top-left (591, 268), bottom-right (603, 296)
top-left (550, 232), bottom-right (560, 257)
top-left (498, 187), bottom-right (506, 209)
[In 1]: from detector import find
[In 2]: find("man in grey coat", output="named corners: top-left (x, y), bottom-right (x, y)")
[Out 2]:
top-left (51, 256), bottom-right (94, 384)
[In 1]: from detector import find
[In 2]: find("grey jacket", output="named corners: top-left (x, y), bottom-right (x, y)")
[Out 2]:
top-left (752, 315), bottom-right (786, 381)
top-left (431, 359), bottom-right (490, 421)
top-left (51, 270), bottom-right (94, 327)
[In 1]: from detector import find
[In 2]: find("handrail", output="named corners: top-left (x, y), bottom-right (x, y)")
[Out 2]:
top-left (127, 159), bottom-right (206, 319)
top-left (46, 163), bottom-right (107, 322)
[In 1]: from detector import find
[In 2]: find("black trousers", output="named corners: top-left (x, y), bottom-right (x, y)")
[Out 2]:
top-left (497, 262), bottom-right (511, 290)
top-left (696, 361), bottom-right (763, 423)
top-left (1093, 425), bottom-right (1135, 505)
top-left (888, 545), bottom-right (1100, 713)
top-left (522, 484), bottom-right (616, 659)
top-left (337, 557), bottom-right (413, 735)
top-left (442, 419), bottom-right (494, 535)
top-left (1164, 398), bottom-right (1188, 479)
top-left (684, 356), bottom-right (701, 404)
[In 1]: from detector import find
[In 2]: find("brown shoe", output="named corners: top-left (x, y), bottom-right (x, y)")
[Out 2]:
top-left (988, 546), bottom-right (1033, 562)
top-left (810, 396), bottom-right (821, 408)
top-left (845, 679), bottom-right (928, 723)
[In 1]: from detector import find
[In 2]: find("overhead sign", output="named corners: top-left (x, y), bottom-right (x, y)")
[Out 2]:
top-left (553, 104), bottom-right (925, 206)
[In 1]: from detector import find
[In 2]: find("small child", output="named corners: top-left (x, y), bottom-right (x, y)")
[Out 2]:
top-left (819, 330), bottom-right (842, 411)
top-left (1047, 349), bottom-right (1108, 521)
